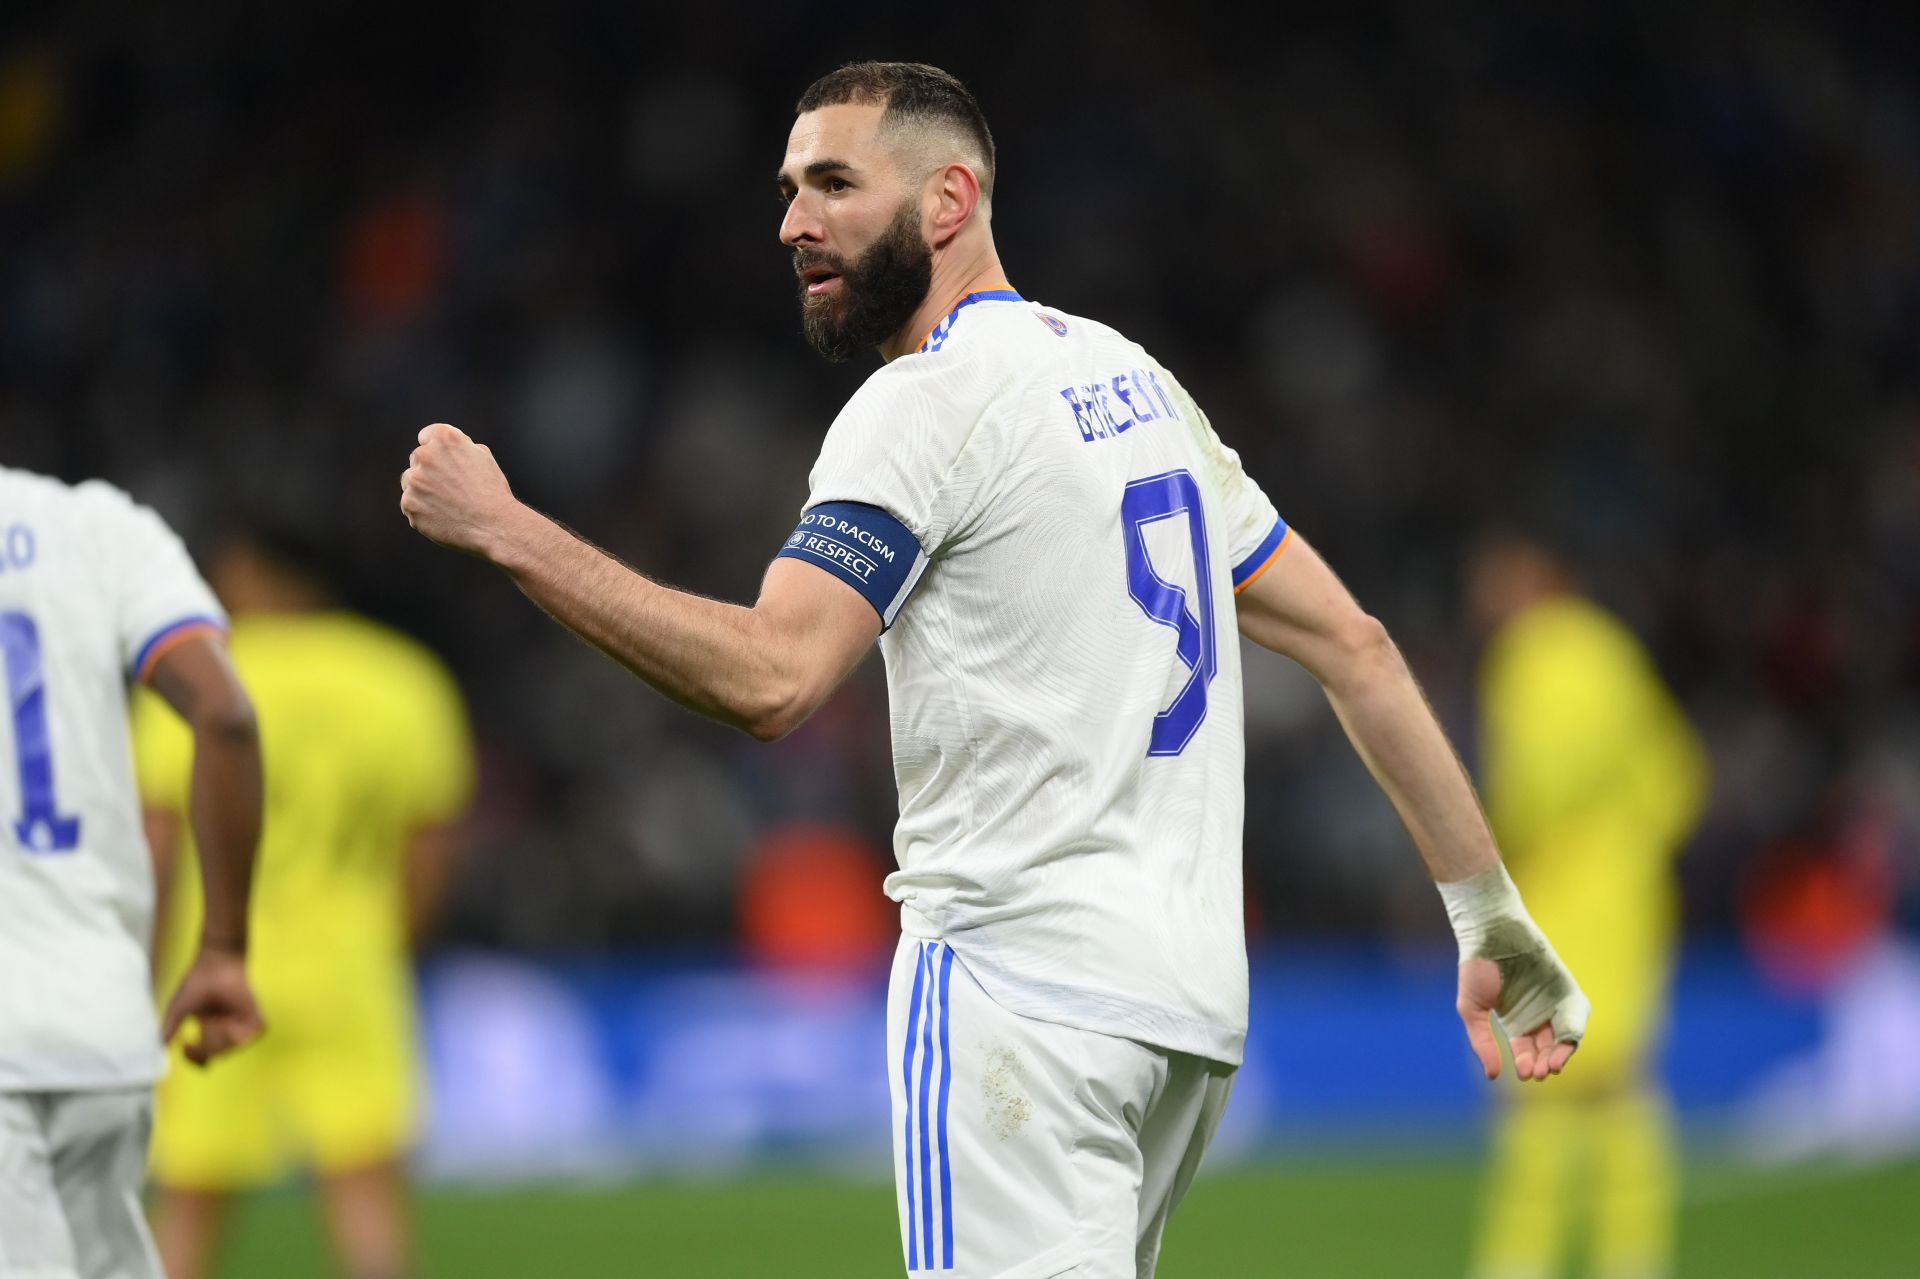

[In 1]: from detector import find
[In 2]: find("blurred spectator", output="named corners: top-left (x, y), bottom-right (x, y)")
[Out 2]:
top-left (0, 46), bottom-right (60, 185)
top-left (737, 822), bottom-right (897, 973)
top-left (1, 1), bottom-right (1915, 951)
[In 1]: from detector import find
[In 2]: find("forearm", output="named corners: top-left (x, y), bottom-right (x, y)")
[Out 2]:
top-left (403, 825), bottom-right (458, 950)
top-left (485, 505), bottom-right (799, 738)
top-left (187, 709), bottom-right (262, 951)
top-left (142, 809), bottom-right (181, 975)
top-left (1321, 631), bottom-right (1501, 885)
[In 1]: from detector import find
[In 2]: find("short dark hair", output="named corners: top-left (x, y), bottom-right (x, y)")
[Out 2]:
top-left (796, 62), bottom-right (996, 200)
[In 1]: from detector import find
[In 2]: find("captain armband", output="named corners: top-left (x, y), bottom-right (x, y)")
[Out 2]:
top-left (776, 501), bottom-right (930, 629)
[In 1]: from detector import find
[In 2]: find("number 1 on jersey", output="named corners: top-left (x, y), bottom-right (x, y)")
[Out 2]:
top-left (1121, 470), bottom-right (1218, 757)
top-left (1, 611), bottom-right (82, 852)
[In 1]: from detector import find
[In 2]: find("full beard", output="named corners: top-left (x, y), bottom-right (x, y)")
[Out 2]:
top-left (796, 203), bottom-right (934, 363)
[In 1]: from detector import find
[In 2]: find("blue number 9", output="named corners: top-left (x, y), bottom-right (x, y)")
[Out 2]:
top-left (1121, 470), bottom-right (1218, 757)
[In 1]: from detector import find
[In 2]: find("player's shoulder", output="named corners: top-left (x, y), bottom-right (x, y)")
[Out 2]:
top-left (1008, 300), bottom-right (1163, 365)
top-left (1017, 302), bottom-right (1137, 349)
top-left (891, 292), bottom-right (1097, 373)
top-left (1, 465), bottom-right (115, 516)
top-left (2, 468), bottom-right (182, 559)
top-left (833, 323), bottom-right (1014, 438)
top-left (295, 611), bottom-right (447, 670)
top-left (877, 298), bottom-right (1149, 397)
top-left (66, 473), bottom-right (182, 540)
top-left (1497, 596), bottom-right (1645, 674)
top-left (947, 297), bottom-right (1139, 361)
top-left (325, 612), bottom-right (464, 697)
top-left (0, 463), bottom-right (58, 497)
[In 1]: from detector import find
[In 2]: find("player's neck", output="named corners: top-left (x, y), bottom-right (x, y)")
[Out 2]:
top-left (883, 252), bottom-right (1013, 362)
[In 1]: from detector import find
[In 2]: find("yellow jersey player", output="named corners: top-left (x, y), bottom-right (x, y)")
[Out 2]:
top-left (133, 518), bottom-right (475, 1279)
top-left (1466, 529), bottom-right (1708, 1279)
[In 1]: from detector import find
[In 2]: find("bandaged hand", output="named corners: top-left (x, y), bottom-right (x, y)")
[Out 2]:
top-left (1440, 864), bottom-right (1590, 1082)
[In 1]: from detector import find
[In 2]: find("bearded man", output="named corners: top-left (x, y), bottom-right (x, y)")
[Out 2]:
top-left (399, 61), bottom-right (1588, 1278)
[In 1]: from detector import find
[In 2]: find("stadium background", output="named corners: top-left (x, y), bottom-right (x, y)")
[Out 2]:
top-left (5, 1), bottom-right (1918, 1273)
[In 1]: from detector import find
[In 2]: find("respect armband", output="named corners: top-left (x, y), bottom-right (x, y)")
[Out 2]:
top-left (776, 501), bottom-right (929, 629)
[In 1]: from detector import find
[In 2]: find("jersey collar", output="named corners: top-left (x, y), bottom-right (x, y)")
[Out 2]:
top-left (914, 285), bottom-right (1024, 354)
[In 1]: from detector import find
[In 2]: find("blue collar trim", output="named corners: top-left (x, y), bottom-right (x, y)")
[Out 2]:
top-left (918, 289), bottom-right (1026, 353)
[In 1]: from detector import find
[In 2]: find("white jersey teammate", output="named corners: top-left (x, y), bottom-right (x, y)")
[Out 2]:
top-left (401, 62), bottom-right (1590, 1278)
top-left (0, 467), bottom-right (264, 1279)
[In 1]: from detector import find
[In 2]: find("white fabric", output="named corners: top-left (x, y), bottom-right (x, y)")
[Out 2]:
top-left (0, 1088), bottom-right (163, 1279)
top-left (1437, 864), bottom-right (1532, 963)
top-left (1438, 865), bottom-right (1591, 1044)
top-left (0, 468), bottom-right (224, 1090)
top-left (888, 937), bottom-right (1235, 1278)
top-left (804, 298), bottom-right (1283, 1065)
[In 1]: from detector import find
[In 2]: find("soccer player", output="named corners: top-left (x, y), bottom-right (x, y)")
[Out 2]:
top-left (1465, 530), bottom-right (1707, 1279)
top-left (133, 518), bottom-right (475, 1279)
top-left (399, 62), bottom-right (1589, 1276)
top-left (0, 466), bottom-right (264, 1279)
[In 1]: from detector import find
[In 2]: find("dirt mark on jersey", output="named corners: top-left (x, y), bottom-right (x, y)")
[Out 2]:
top-left (981, 1044), bottom-right (1032, 1141)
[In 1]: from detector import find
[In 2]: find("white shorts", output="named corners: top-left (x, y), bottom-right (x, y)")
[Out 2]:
top-left (0, 1088), bottom-right (161, 1279)
top-left (889, 938), bottom-right (1235, 1278)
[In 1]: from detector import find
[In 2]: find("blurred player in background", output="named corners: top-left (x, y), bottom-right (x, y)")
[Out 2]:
top-left (134, 515), bottom-right (475, 1279)
top-left (1465, 529), bottom-right (1708, 1279)
top-left (0, 466), bottom-right (264, 1279)
top-left (399, 62), bottom-right (1588, 1276)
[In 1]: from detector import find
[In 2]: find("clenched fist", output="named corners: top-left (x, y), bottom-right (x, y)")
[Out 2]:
top-left (400, 423), bottom-right (520, 557)
top-left (162, 944), bottom-right (265, 1067)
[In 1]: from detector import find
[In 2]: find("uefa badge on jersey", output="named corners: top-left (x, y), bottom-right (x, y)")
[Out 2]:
top-left (1039, 314), bottom-right (1069, 337)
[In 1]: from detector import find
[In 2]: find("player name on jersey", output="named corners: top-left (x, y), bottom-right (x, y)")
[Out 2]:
top-left (1057, 368), bottom-right (1180, 443)
top-left (0, 523), bottom-right (37, 571)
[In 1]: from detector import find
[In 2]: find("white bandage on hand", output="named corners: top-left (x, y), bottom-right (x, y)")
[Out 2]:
top-left (1438, 864), bottom-right (1590, 1045)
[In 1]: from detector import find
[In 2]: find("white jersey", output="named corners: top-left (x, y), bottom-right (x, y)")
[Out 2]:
top-left (782, 291), bottom-right (1289, 1065)
top-left (0, 467), bottom-right (225, 1090)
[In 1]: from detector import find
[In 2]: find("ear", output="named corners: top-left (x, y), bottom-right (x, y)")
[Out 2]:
top-left (924, 162), bottom-right (981, 249)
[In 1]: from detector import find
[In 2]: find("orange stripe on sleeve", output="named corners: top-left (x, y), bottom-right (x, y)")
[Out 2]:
top-left (1232, 528), bottom-right (1293, 595)
top-left (137, 622), bottom-right (226, 683)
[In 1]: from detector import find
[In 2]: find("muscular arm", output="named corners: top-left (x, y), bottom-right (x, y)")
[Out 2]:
top-left (147, 635), bottom-right (262, 953)
top-left (1236, 534), bottom-right (1585, 1080)
top-left (145, 634), bottom-right (266, 1062)
top-left (1236, 535), bottom-right (1498, 883)
top-left (142, 807), bottom-right (182, 975)
top-left (400, 424), bottom-right (880, 742)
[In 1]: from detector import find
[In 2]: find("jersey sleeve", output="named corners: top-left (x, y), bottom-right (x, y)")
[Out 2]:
top-left (778, 352), bottom-right (988, 626)
top-left (78, 482), bottom-right (228, 681)
top-left (1162, 376), bottom-right (1291, 592)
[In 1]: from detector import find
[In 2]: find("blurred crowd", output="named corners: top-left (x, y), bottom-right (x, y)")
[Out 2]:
top-left (4, 1), bottom-right (1916, 954)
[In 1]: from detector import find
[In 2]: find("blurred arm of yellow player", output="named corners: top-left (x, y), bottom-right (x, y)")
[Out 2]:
top-left (404, 825), bottom-right (463, 950)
